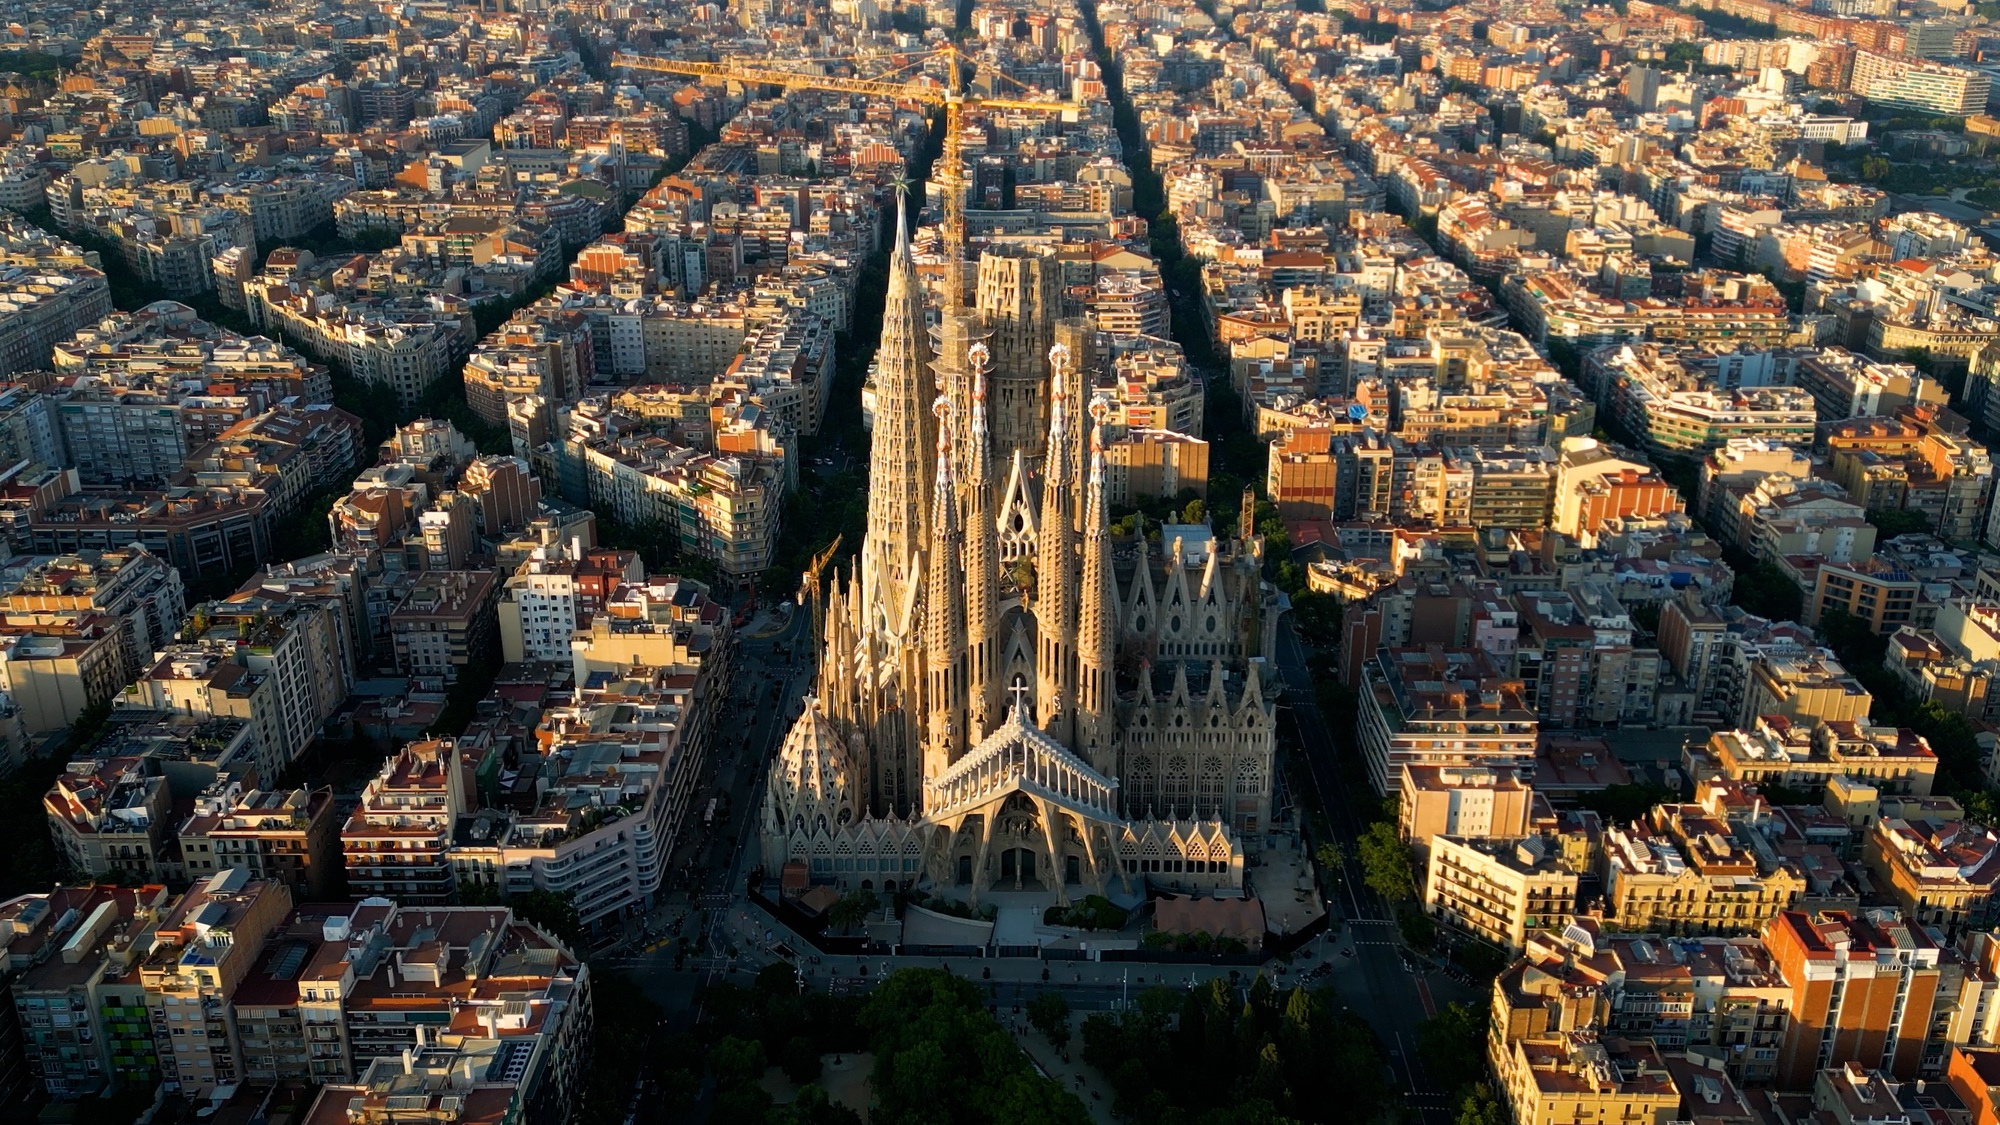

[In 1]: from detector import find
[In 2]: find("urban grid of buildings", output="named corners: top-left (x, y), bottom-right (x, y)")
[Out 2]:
top-left (20, 0), bottom-right (2000, 1119)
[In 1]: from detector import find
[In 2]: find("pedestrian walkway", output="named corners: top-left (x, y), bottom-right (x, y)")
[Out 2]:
top-left (1015, 1013), bottom-right (1117, 1125)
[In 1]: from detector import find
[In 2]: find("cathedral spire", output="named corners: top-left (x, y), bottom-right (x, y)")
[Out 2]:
top-left (1076, 395), bottom-right (1118, 775)
top-left (820, 567), bottom-right (851, 723)
top-left (924, 396), bottom-right (968, 787)
top-left (1035, 342), bottom-right (1079, 745)
top-left (963, 342), bottom-right (1002, 741)
top-left (861, 184), bottom-right (937, 637)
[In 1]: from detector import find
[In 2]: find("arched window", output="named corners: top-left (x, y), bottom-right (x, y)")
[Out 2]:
top-left (1235, 754), bottom-right (1264, 800)
top-left (1198, 756), bottom-right (1225, 816)
top-left (1164, 756), bottom-right (1192, 818)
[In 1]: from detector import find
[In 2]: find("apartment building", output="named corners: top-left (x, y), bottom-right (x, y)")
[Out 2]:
top-left (1425, 834), bottom-right (1579, 953)
top-left (1552, 438), bottom-right (1686, 540)
top-left (1267, 426), bottom-right (1339, 522)
top-left (1103, 429), bottom-right (1209, 506)
top-left (135, 871), bottom-right (292, 1097)
top-left (126, 595), bottom-right (351, 780)
top-left (44, 755), bottom-right (175, 881)
top-left (27, 485), bottom-right (276, 583)
top-left (1698, 440), bottom-right (1815, 548)
top-left (463, 309), bottom-right (594, 427)
top-left (297, 1026), bottom-right (588, 1125)
top-left (9, 883), bottom-right (174, 1096)
top-left (341, 739), bottom-right (469, 904)
top-left (497, 543), bottom-right (645, 664)
top-left (641, 303), bottom-right (751, 381)
top-left (1808, 558), bottom-right (1925, 635)
top-left (463, 455), bottom-right (542, 537)
top-left (1825, 416), bottom-right (1994, 543)
top-left (567, 573), bottom-right (733, 681)
top-left (1585, 344), bottom-right (1817, 455)
top-left (389, 570), bottom-right (500, 686)
top-left (3, 885), bottom-right (589, 1111)
top-left (574, 437), bottom-right (784, 579)
top-left (1513, 584), bottom-right (1668, 728)
top-left (1500, 1032), bottom-right (1682, 1125)
top-left (450, 671), bottom-right (704, 931)
top-left (0, 621), bottom-right (130, 737)
top-left (1867, 816), bottom-right (2000, 932)
top-left (1852, 50), bottom-right (1992, 115)
top-left (1357, 646), bottom-right (1540, 795)
top-left (1599, 932), bottom-right (1793, 1086)
top-left (1693, 717), bottom-right (1938, 797)
top-left (1763, 908), bottom-right (1946, 1086)
top-left (1398, 764), bottom-right (1536, 858)
top-left (1742, 650), bottom-right (1877, 730)
top-left (204, 176), bottom-right (352, 244)
top-left (0, 220), bottom-right (114, 379)
top-left (177, 781), bottom-right (341, 900)
top-left (1886, 600), bottom-right (2000, 727)
top-left (1602, 804), bottom-right (1808, 936)
top-left (1793, 351), bottom-right (1946, 425)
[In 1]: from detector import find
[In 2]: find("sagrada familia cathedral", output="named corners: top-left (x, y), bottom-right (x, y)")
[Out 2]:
top-left (761, 198), bottom-right (1281, 907)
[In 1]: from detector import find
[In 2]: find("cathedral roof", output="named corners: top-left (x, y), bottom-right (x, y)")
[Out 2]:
top-left (772, 701), bottom-right (852, 812)
top-left (926, 697), bottom-right (1121, 824)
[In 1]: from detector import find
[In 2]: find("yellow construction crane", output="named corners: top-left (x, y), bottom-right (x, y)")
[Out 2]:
top-left (610, 45), bottom-right (1078, 311)
top-left (797, 532), bottom-right (843, 651)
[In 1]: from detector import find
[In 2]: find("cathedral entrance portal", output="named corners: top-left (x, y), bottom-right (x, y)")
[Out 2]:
top-left (999, 847), bottom-right (1038, 888)
top-left (956, 855), bottom-right (973, 885)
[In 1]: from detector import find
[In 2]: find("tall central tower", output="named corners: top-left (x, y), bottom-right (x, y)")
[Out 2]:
top-left (976, 246), bottom-right (1060, 469)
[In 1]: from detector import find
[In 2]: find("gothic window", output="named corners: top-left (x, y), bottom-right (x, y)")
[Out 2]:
top-left (1235, 754), bottom-right (1264, 798)
top-left (1164, 756), bottom-right (1192, 818)
top-left (1127, 756), bottom-right (1156, 814)
top-left (1198, 756), bottom-right (1225, 816)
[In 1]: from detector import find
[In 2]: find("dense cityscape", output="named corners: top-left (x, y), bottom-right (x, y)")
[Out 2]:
top-left (10, 0), bottom-right (2000, 1120)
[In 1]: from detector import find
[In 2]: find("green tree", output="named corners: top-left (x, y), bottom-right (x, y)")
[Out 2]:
top-left (1357, 822), bottom-right (1415, 902)
top-left (1290, 590), bottom-right (1344, 645)
top-left (772, 1084), bottom-right (864, 1125)
top-left (1418, 1002), bottom-right (1488, 1098)
top-left (860, 970), bottom-right (1089, 1125)
top-left (1314, 841), bottom-right (1345, 885)
top-left (1028, 991), bottom-right (1072, 1049)
top-left (1663, 41), bottom-right (1704, 67)
top-left (507, 890), bottom-right (583, 947)
top-left (781, 1035), bottom-right (823, 1084)
top-left (1457, 1083), bottom-right (1508, 1125)
top-left (826, 888), bottom-right (879, 934)
top-left (709, 1035), bottom-right (768, 1088)
top-left (1867, 507), bottom-right (1933, 539)
top-left (1182, 498), bottom-right (1207, 524)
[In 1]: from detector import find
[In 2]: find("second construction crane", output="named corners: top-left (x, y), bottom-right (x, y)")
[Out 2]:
top-left (610, 45), bottom-right (1079, 312)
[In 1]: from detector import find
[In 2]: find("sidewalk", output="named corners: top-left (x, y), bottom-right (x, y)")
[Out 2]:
top-left (1014, 1013), bottom-right (1117, 1125)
